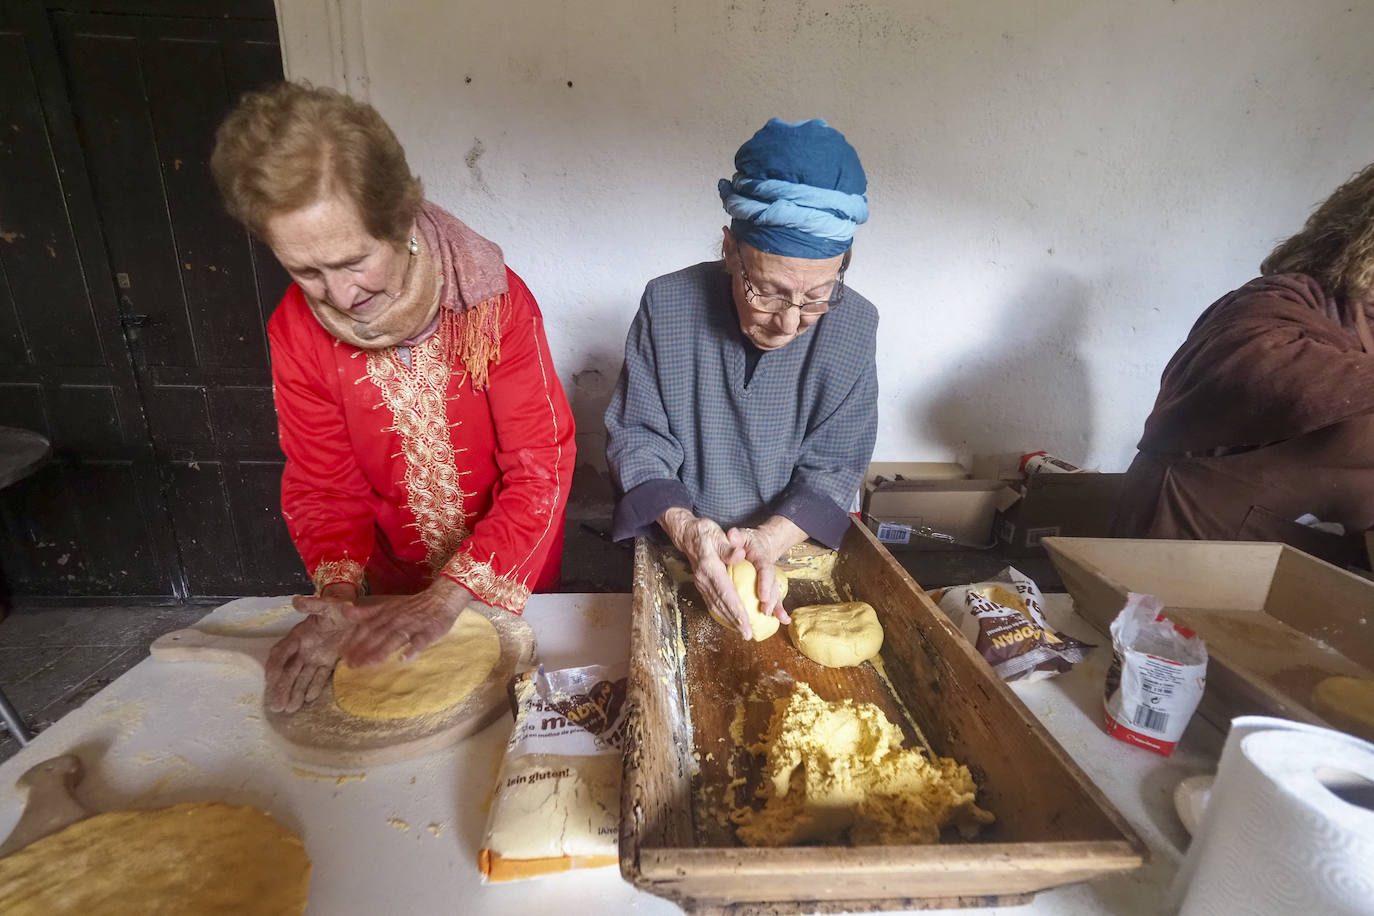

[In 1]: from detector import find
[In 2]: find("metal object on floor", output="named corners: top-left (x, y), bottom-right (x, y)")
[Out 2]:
top-left (0, 687), bottom-right (30, 745)
top-left (0, 426), bottom-right (51, 491)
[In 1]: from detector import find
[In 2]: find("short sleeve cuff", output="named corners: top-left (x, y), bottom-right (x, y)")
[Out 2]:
top-left (774, 483), bottom-right (850, 549)
top-left (611, 478), bottom-right (694, 542)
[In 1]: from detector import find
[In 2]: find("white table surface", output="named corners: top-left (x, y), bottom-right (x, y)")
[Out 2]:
top-left (0, 593), bottom-right (1224, 915)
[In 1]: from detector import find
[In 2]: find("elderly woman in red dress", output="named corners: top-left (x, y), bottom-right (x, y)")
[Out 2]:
top-left (212, 83), bottom-right (574, 713)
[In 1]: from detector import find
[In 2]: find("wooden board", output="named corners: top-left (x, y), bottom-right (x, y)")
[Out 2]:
top-left (1044, 537), bottom-right (1374, 744)
top-left (0, 756), bottom-right (89, 857)
top-left (150, 603), bottom-right (536, 767)
top-left (621, 521), bottom-right (1145, 914)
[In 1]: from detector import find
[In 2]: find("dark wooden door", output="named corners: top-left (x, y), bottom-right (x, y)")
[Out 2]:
top-left (0, 0), bottom-right (304, 598)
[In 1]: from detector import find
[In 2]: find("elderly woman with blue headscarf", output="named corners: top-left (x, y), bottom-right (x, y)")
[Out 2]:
top-left (604, 118), bottom-right (878, 637)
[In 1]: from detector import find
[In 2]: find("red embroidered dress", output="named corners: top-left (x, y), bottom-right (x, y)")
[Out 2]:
top-left (267, 268), bottom-right (574, 613)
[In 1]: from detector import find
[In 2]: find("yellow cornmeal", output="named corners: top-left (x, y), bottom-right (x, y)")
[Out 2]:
top-left (730, 683), bottom-right (994, 846)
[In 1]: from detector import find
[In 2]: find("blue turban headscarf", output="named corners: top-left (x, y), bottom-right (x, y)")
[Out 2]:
top-left (718, 117), bottom-right (869, 260)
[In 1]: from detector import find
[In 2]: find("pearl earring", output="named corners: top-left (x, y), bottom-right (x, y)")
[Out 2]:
top-left (408, 236), bottom-right (419, 256)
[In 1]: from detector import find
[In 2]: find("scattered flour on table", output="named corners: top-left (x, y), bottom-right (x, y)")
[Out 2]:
top-left (134, 752), bottom-right (196, 771)
top-left (94, 698), bottom-right (148, 736)
top-left (132, 755), bottom-right (202, 804)
top-left (203, 604), bottom-right (297, 634)
top-left (290, 767), bottom-right (366, 786)
top-left (581, 603), bottom-right (616, 630)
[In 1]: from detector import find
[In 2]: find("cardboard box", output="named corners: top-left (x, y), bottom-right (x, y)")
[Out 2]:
top-left (861, 462), bottom-right (1016, 550)
top-left (1044, 536), bottom-right (1374, 742)
top-left (995, 472), bottom-right (1127, 555)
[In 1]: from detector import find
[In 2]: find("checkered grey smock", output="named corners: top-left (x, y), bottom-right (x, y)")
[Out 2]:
top-left (604, 260), bottom-right (878, 548)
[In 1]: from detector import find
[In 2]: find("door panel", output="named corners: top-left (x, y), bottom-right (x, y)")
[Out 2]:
top-left (142, 36), bottom-right (271, 371)
top-left (0, 1), bottom-right (299, 598)
top-left (0, 31), bottom-right (105, 367)
top-left (167, 460), bottom-right (242, 595)
top-left (53, 10), bottom-right (299, 596)
top-left (0, 4), bottom-right (174, 597)
top-left (232, 461), bottom-right (305, 587)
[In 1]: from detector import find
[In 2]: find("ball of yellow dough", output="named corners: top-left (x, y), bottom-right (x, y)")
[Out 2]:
top-left (719, 562), bottom-right (788, 641)
top-left (788, 602), bottom-right (884, 667)
top-left (1312, 676), bottom-right (1374, 733)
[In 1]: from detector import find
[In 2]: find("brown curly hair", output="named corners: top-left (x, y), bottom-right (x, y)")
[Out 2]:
top-left (1261, 161), bottom-right (1374, 303)
top-left (210, 82), bottom-right (422, 245)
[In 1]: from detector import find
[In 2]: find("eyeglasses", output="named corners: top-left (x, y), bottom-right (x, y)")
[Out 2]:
top-left (737, 256), bottom-right (848, 315)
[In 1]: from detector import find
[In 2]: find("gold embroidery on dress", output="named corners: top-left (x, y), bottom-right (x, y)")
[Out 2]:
top-left (312, 558), bottom-right (365, 595)
top-left (365, 335), bottom-right (472, 571)
top-left (441, 551), bottom-right (531, 612)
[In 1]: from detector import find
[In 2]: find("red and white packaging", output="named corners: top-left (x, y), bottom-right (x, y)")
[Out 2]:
top-left (1103, 593), bottom-right (1208, 756)
top-left (1018, 451), bottom-right (1084, 475)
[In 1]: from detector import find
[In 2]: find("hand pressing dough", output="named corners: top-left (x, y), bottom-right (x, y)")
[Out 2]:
top-left (788, 602), bottom-right (884, 667)
top-left (0, 802), bottom-right (310, 915)
top-left (1312, 676), bottom-right (1374, 733)
top-left (333, 608), bottom-right (500, 720)
top-left (722, 562), bottom-right (788, 642)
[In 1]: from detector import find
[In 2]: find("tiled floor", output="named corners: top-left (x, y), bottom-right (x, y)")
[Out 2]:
top-left (0, 603), bottom-right (212, 761)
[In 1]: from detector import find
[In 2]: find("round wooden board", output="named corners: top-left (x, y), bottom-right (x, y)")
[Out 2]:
top-left (150, 603), bottom-right (536, 768)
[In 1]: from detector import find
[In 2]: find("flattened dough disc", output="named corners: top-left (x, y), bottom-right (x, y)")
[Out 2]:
top-left (333, 610), bottom-right (500, 720)
top-left (151, 602), bottom-right (536, 767)
top-left (0, 755), bottom-right (310, 916)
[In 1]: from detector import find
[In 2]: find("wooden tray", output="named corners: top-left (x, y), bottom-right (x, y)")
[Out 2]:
top-left (1043, 537), bottom-right (1374, 743)
top-left (620, 521), bottom-right (1145, 914)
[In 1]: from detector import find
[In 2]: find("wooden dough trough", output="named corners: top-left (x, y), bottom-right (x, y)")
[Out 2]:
top-left (151, 603), bottom-right (536, 768)
top-left (1044, 536), bottom-right (1374, 743)
top-left (621, 521), bottom-right (1145, 914)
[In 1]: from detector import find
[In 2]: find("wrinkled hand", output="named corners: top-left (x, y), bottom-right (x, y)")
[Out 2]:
top-left (266, 584), bottom-right (356, 714)
top-left (337, 577), bottom-right (472, 668)
top-left (726, 526), bottom-right (791, 627)
top-left (660, 508), bottom-right (759, 639)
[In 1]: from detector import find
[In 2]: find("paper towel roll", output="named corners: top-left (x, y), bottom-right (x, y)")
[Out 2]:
top-left (1173, 718), bottom-right (1374, 916)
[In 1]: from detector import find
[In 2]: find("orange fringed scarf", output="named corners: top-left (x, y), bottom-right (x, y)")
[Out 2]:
top-left (417, 200), bottom-right (507, 388)
top-left (436, 293), bottom-right (505, 389)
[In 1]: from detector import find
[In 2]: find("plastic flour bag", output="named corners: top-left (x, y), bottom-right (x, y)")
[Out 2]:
top-left (931, 567), bottom-right (1092, 683)
top-left (478, 663), bottom-right (627, 881)
top-left (1103, 593), bottom-right (1208, 756)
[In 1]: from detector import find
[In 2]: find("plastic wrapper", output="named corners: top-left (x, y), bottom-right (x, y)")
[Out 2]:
top-left (929, 566), bottom-right (1091, 683)
top-left (1103, 593), bottom-right (1208, 756)
top-left (478, 663), bottom-right (627, 881)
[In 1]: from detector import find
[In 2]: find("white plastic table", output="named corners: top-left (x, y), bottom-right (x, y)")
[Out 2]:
top-left (0, 593), bottom-right (1221, 914)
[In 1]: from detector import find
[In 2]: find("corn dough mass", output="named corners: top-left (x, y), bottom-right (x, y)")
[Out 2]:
top-left (0, 802), bottom-right (310, 915)
top-left (1312, 676), bottom-right (1374, 733)
top-left (731, 683), bottom-right (994, 846)
top-left (333, 608), bottom-right (500, 720)
top-left (788, 602), bottom-right (884, 667)
top-left (720, 562), bottom-right (788, 641)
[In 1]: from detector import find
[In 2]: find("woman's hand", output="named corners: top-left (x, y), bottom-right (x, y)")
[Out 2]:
top-left (337, 577), bottom-right (473, 667)
top-left (725, 525), bottom-right (792, 625)
top-left (659, 507), bottom-right (757, 637)
top-left (266, 584), bottom-right (357, 714)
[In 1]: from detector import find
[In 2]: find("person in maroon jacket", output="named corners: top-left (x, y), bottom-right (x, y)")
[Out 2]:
top-left (1115, 163), bottom-right (1374, 568)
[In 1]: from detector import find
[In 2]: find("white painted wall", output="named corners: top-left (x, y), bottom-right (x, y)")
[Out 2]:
top-left (274, 0), bottom-right (1374, 473)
